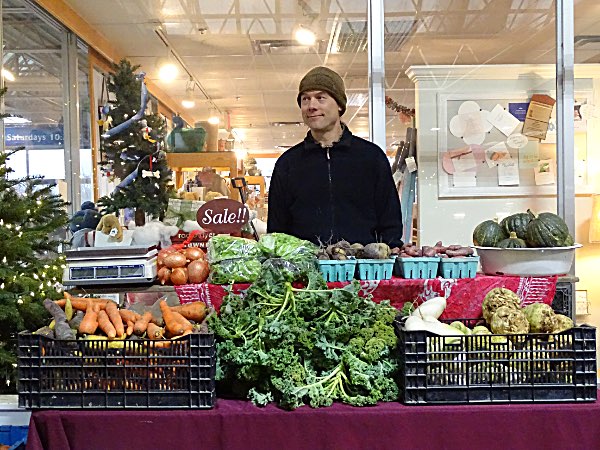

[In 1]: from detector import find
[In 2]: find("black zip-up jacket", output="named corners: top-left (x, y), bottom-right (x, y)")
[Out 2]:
top-left (267, 126), bottom-right (403, 248)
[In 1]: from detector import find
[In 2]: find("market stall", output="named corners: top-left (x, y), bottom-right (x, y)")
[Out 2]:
top-left (26, 399), bottom-right (600, 450)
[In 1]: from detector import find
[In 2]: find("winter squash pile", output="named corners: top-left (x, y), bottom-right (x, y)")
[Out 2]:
top-left (473, 210), bottom-right (574, 248)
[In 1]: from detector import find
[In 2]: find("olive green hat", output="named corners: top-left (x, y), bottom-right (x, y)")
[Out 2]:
top-left (297, 66), bottom-right (347, 115)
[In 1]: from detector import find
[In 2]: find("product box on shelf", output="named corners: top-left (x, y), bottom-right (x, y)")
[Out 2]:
top-left (18, 331), bottom-right (216, 409)
top-left (395, 319), bottom-right (597, 405)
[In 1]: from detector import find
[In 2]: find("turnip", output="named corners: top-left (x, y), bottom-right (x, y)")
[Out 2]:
top-left (362, 242), bottom-right (391, 259)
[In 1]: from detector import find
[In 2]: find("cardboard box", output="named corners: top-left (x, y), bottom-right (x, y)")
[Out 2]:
top-left (522, 94), bottom-right (556, 140)
top-left (170, 229), bottom-right (216, 251)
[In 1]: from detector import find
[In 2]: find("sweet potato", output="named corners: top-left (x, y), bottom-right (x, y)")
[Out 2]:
top-left (105, 302), bottom-right (125, 337)
top-left (171, 310), bottom-right (193, 333)
top-left (160, 300), bottom-right (185, 336)
top-left (78, 303), bottom-right (99, 335)
top-left (171, 302), bottom-right (208, 323)
top-left (134, 311), bottom-right (153, 336)
top-left (146, 322), bottom-right (164, 340)
top-left (97, 310), bottom-right (116, 339)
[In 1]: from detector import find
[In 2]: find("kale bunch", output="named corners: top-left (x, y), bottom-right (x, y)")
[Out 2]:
top-left (209, 264), bottom-right (399, 409)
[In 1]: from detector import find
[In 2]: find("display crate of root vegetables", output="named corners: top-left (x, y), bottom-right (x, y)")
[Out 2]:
top-left (17, 296), bottom-right (216, 409)
top-left (395, 318), bottom-right (597, 405)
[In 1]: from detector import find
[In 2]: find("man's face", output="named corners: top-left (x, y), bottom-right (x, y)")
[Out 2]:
top-left (300, 90), bottom-right (341, 133)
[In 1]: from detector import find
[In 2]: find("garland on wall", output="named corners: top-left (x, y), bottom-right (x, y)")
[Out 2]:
top-left (385, 96), bottom-right (415, 118)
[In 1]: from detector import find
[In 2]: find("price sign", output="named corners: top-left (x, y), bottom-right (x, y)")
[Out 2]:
top-left (196, 198), bottom-right (250, 233)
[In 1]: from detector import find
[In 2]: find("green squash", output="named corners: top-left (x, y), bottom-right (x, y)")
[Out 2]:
top-left (562, 233), bottom-right (575, 247)
top-left (498, 232), bottom-right (527, 249)
top-left (473, 220), bottom-right (507, 247)
top-left (500, 212), bottom-right (532, 240)
top-left (525, 210), bottom-right (570, 247)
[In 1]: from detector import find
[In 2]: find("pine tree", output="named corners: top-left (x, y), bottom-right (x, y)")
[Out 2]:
top-left (98, 59), bottom-right (173, 222)
top-left (0, 87), bottom-right (69, 390)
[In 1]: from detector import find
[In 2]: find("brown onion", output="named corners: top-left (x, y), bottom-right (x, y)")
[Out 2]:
top-left (188, 259), bottom-right (210, 284)
top-left (184, 247), bottom-right (205, 261)
top-left (170, 267), bottom-right (188, 285)
top-left (157, 266), bottom-right (171, 285)
top-left (163, 252), bottom-right (187, 269)
top-left (157, 247), bottom-right (178, 268)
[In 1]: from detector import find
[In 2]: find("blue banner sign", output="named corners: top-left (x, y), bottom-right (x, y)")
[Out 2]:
top-left (4, 126), bottom-right (64, 147)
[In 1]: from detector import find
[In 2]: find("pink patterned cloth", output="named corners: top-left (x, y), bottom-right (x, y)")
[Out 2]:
top-left (175, 274), bottom-right (558, 320)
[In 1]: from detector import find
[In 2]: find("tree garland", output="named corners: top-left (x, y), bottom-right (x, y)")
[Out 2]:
top-left (385, 96), bottom-right (415, 118)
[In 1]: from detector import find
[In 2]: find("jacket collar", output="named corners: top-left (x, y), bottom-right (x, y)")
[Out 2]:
top-left (303, 123), bottom-right (352, 151)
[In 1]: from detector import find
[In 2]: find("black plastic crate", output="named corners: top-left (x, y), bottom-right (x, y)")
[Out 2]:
top-left (17, 332), bottom-right (216, 409)
top-left (395, 318), bottom-right (597, 405)
top-left (552, 281), bottom-right (574, 318)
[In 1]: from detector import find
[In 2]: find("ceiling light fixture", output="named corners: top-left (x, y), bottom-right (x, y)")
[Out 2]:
top-left (1, 69), bottom-right (15, 81)
top-left (158, 57), bottom-right (178, 82)
top-left (208, 108), bottom-right (220, 125)
top-left (294, 25), bottom-right (316, 46)
top-left (181, 77), bottom-right (196, 109)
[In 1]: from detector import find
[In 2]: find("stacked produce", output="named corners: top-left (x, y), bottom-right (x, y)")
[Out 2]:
top-left (399, 288), bottom-right (575, 385)
top-left (399, 241), bottom-right (474, 258)
top-left (157, 246), bottom-right (210, 285)
top-left (209, 263), bottom-right (399, 410)
top-left (473, 210), bottom-right (575, 248)
top-left (30, 295), bottom-right (212, 392)
top-left (316, 240), bottom-right (395, 260)
top-left (37, 294), bottom-right (210, 344)
top-left (208, 233), bottom-right (318, 284)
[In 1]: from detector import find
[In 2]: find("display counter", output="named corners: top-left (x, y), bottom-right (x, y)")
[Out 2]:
top-left (26, 396), bottom-right (600, 450)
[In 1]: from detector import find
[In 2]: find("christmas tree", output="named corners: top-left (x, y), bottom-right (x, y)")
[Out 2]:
top-left (0, 87), bottom-right (69, 390)
top-left (98, 59), bottom-right (173, 223)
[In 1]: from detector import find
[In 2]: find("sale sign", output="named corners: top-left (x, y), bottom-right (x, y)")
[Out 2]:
top-left (196, 198), bottom-right (250, 233)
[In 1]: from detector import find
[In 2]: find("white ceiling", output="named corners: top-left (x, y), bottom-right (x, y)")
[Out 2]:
top-left (43, 0), bottom-right (600, 152)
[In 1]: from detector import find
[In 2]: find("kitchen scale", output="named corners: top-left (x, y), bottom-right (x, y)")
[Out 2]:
top-left (63, 245), bottom-right (158, 286)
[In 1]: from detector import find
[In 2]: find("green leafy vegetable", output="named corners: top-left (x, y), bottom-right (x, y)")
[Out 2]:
top-left (207, 235), bottom-right (263, 263)
top-left (209, 264), bottom-right (399, 409)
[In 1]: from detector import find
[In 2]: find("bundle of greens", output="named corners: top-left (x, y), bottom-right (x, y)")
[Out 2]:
top-left (209, 264), bottom-right (399, 410)
top-left (207, 236), bottom-right (263, 263)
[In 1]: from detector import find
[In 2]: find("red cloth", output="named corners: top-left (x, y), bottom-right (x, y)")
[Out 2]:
top-left (27, 398), bottom-right (600, 450)
top-left (175, 274), bottom-right (557, 319)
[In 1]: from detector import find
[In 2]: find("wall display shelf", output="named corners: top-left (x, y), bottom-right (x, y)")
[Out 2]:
top-left (166, 151), bottom-right (241, 200)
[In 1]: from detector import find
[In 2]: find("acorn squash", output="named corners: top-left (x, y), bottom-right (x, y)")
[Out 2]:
top-left (498, 232), bottom-right (527, 249)
top-left (525, 210), bottom-right (570, 247)
top-left (500, 212), bottom-right (532, 240)
top-left (473, 220), bottom-right (507, 247)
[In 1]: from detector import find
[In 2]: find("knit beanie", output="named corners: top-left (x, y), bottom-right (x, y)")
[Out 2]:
top-left (297, 66), bottom-right (347, 115)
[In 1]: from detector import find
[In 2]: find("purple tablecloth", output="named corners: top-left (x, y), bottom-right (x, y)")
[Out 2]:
top-left (27, 398), bottom-right (600, 450)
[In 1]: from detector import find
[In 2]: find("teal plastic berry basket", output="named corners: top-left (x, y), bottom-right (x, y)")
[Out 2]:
top-left (318, 259), bottom-right (357, 282)
top-left (355, 258), bottom-right (395, 281)
top-left (438, 256), bottom-right (480, 279)
top-left (394, 257), bottom-right (439, 279)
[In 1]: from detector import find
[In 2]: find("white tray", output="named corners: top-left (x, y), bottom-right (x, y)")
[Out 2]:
top-left (472, 244), bottom-right (581, 277)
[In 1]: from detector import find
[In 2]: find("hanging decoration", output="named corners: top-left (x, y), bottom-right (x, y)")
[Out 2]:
top-left (385, 96), bottom-right (415, 118)
top-left (101, 72), bottom-right (149, 138)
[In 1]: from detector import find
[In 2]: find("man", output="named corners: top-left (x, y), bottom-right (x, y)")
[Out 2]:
top-left (267, 66), bottom-right (403, 248)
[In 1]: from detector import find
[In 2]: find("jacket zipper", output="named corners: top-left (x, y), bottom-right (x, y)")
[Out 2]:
top-left (326, 148), bottom-right (334, 239)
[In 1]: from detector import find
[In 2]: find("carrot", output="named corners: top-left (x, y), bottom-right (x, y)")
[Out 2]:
top-left (97, 310), bottom-right (116, 339)
top-left (119, 309), bottom-right (141, 324)
top-left (134, 311), bottom-right (153, 336)
top-left (146, 322), bottom-right (164, 340)
top-left (171, 310), bottom-right (193, 333)
top-left (56, 298), bottom-right (109, 312)
top-left (78, 303), bottom-right (99, 335)
top-left (126, 320), bottom-right (134, 336)
top-left (159, 300), bottom-right (185, 336)
top-left (171, 302), bottom-right (208, 323)
top-left (105, 302), bottom-right (124, 337)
